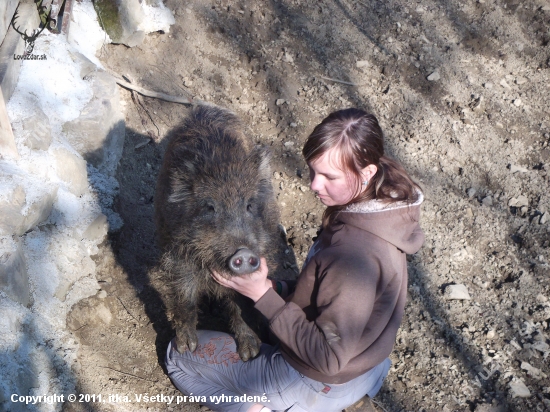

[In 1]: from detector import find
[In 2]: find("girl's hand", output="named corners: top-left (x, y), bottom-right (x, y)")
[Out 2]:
top-left (211, 257), bottom-right (272, 302)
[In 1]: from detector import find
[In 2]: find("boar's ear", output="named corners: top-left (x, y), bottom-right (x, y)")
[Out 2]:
top-left (168, 174), bottom-right (191, 203)
top-left (167, 160), bottom-right (196, 203)
top-left (251, 145), bottom-right (272, 182)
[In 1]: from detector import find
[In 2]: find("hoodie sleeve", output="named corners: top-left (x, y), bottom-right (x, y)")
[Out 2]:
top-left (255, 252), bottom-right (380, 377)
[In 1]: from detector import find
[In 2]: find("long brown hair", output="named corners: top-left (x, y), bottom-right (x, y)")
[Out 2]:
top-left (302, 108), bottom-right (422, 227)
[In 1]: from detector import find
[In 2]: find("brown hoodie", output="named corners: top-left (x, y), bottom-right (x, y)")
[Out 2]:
top-left (255, 194), bottom-right (424, 384)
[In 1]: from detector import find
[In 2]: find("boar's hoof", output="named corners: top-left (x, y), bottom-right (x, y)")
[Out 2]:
top-left (236, 332), bottom-right (262, 361)
top-left (175, 328), bottom-right (198, 353)
top-left (229, 248), bottom-right (260, 275)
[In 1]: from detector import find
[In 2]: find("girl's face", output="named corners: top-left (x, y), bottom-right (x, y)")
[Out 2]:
top-left (308, 148), bottom-right (358, 206)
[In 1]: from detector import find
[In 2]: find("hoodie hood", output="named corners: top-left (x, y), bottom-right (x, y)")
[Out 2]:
top-left (335, 192), bottom-right (424, 254)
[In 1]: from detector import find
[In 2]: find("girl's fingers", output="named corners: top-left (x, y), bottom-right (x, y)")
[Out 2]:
top-left (211, 270), bottom-right (231, 286)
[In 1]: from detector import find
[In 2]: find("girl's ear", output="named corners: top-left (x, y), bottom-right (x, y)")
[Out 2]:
top-left (361, 164), bottom-right (378, 181)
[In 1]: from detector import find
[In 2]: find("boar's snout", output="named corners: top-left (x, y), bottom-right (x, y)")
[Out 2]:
top-left (228, 248), bottom-right (260, 275)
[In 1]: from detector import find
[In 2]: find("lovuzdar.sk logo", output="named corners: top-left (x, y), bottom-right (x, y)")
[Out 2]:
top-left (11, 6), bottom-right (51, 60)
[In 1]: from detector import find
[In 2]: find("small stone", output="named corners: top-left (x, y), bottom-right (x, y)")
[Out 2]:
top-left (466, 208), bottom-right (473, 218)
top-left (283, 141), bottom-right (295, 147)
top-left (513, 99), bottom-right (522, 107)
top-left (500, 79), bottom-right (511, 89)
top-left (509, 379), bottom-right (531, 398)
top-left (276, 99), bottom-right (285, 106)
top-left (475, 403), bottom-right (505, 412)
top-left (540, 212), bottom-right (548, 224)
top-left (466, 187), bottom-right (477, 198)
top-left (515, 77), bottom-right (528, 85)
top-left (483, 82), bottom-right (493, 89)
top-left (486, 330), bottom-right (496, 339)
top-left (508, 195), bottom-right (528, 207)
top-left (416, 6), bottom-right (425, 12)
top-left (134, 138), bottom-right (151, 149)
top-left (520, 206), bottom-right (528, 215)
top-left (97, 290), bottom-right (107, 299)
top-left (495, 122), bottom-right (504, 128)
top-left (282, 52), bottom-right (294, 63)
top-left (482, 196), bottom-right (493, 206)
top-left (290, 122), bottom-right (297, 128)
top-left (427, 71), bottom-right (440, 81)
top-left (356, 60), bottom-right (369, 68)
top-left (444, 284), bottom-right (471, 300)
top-left (542, 5), bottom-right (550, 11)
top-left (510, 164), bottom-right (529, 173)
top-left (521, 362), bottom-right (547, 379)
top-left (531, 341), bottom-right (550, 353)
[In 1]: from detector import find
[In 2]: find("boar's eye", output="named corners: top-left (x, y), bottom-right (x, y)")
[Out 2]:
top-left (202, 201), bottom-right (216, 214)
top-left (246, 200), bottom-right (255, 213)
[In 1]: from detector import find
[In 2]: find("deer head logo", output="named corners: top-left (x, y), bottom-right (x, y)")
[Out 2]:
top-left (11, 7), bottom-right (51, 56)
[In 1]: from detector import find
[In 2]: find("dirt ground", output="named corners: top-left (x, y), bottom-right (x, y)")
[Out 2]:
top-left (66, 0), bottom-right (550, 411)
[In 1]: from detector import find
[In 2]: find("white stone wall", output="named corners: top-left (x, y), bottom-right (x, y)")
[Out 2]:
top-left (0, 3), bottom-right (124, 409)
top-left (0, 0), bottom-right (18, 45)
top-left (0, 1), bottom-right (174, 406)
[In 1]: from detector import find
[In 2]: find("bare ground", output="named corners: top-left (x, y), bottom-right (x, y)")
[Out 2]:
top-left (66, 0), bottom-right (550, 411)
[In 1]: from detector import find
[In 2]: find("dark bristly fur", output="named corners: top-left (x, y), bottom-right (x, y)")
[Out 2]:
top-left (154, 105), bottom-right (280, 361)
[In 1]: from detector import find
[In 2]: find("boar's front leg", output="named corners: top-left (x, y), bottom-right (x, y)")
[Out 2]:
top-left (169, 270), bottom-right (200, 354)
top-left (173, 297), bottom-right (199, 354)
top-left (224, 296), bottom-right (262, 361)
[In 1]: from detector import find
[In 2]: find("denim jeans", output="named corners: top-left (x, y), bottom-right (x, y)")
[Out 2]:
top-left (165, 330), bottom-right (391, 412)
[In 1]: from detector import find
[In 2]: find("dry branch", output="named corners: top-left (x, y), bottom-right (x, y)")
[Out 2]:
top-left (116, 78), bottom-right (193, 104)
top-left (320, 76), bottom-right (357, 86)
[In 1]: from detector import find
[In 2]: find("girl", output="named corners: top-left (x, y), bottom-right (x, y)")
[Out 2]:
top-left (165, 108), bottom-right (424, 412)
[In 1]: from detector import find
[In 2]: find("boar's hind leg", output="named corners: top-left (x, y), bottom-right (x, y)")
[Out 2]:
top-left (172, 288), bottom-right (200, 354)
top-left (224, 297), bottom-right (262, 361)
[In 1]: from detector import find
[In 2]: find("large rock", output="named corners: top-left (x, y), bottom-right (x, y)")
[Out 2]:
top-left (0, 183), bottom-right (58, 237)
top-left (0, 2), bottom-right (40, 102)
top-left (20, 107), bottom-right (53, 151)
top-left (92, 0), bottom-right (174, 47)
top-left (0, 0), bottom-right (18, 45)
top-left (509, 379), bottom-right (531, 398)
top-left (62, 71), bottom-right (125, 176)
top-left (0, 237), bottom-right (30, 307)
top-left (47, 235), bottom-right (96, 302)
top-left (0, 89), bottom-right (18, 159)
top-left (52, 147), bottom-right (89, 196)
top-left (67, 297), bottom-right (113, 330)
top-left (508, 195), bottom-right (529, 208)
